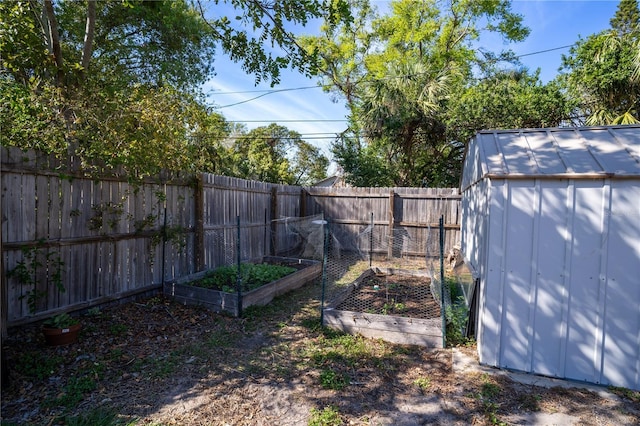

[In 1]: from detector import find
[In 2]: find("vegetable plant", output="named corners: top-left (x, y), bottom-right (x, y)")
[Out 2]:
top-left (191, 263), bottom-right (296, 293)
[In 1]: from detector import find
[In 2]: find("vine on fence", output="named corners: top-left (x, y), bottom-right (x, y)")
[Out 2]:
top-left (7, 242), bottom-right (65, 314)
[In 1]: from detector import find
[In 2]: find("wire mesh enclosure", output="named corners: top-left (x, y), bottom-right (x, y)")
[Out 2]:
top-left (319, 216), bottom-right (457, 348)
top-left (164, 214), bottom-right (326, 316)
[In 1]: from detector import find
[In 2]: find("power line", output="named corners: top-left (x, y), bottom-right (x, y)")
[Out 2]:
top-left (517, 44), bottom-right (575, 58)
top-left (210, 85), bottom-right (319, 95)
top-left (213, 43), bottom-right (577, 108)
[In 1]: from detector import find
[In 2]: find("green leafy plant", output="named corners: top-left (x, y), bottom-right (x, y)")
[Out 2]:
top-left (109, 323), bottom-right (128, 336)
top-left (12, 352), bottom-right (63, 380)
top-left (319, 369), bottom-right (349, 390)
top-left (445, 295), bottom-right (472, 347)
top-left (308, 405), bottom-right (343, 426)
top-left (608, 386), bottom-right (640, 402)
top-left (45, 375), bottom-right (97, 408)
top-left (43, 313), bottom-right (79, 329)
top-left (7, 242), bottom-right (64, 314)
top-left (191, 263), bottom-right (296, 293)
top-left (413, 376), bottom-right (431, 392)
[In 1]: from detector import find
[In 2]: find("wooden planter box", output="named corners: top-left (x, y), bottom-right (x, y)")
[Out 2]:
top-left (323, 268), bottom-right (444, 348)
top-left (163, 256), bottom-right (321, 317)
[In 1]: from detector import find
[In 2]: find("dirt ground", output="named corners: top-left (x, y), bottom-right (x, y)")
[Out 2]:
top-left (2, 280), bottom-right (639, 425)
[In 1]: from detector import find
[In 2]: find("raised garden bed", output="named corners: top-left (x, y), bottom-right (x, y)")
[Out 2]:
top-left (323, 267), bottom-right (443, 348)
top-left (163, 256), bottom-right (321, 317)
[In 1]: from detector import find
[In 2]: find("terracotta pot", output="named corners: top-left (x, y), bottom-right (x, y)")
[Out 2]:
top-left (42, 323), bottom-right (82, 346)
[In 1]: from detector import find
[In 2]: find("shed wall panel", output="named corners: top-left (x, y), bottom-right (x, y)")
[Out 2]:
top-left (499, 182), bottom-right (536, 371)
top-left (601, 183), bottom-right (640, 389)
top-left (478, 181), bottom-right (507, 366)
top-left (564, 183), bottom-right (605, 383)
top-left (530, 181), bottom-right (569, 377)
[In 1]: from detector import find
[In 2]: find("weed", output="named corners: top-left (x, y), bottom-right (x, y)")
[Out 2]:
top-left (148, 351), bottom-right (182, 378)
top-left (13, 352), bottom-right (63, 380)
top-left (473, 374), bottom-right (506, 425)
top-left (308, 405), bottom-right (343, 426)
top-left (46, 375), bottom-right (97, 408)
top-left (109, 323), bottom-right (128, 336)
top-left (7, 242), bottom-right (64, 314)
top-left (86, 307), bottom-right (102, 317)
top-left (319, 369), bottom-right (349, 390)
top-left (300, 317), bottom-right (322, 331)
top-left (608, 386), bottom-right (640, 402)
top-left (445, 296), bottom-right (472, 346)
top-left (206, 329), bottom-right (237, 348)
top-left (413, 376), bottom-right (431, 391)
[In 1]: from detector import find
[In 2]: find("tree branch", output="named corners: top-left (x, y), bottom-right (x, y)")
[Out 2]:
top-left (81, 0), bottom-right (97, 73)
top-left (44, 0), bottom-right (64, 86)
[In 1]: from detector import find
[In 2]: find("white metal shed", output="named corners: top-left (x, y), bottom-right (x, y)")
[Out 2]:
top-left (461, 125), bottom-right (640, 390)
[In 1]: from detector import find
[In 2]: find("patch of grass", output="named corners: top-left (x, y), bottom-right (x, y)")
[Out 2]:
top-left (109, 323), bottom-right (128, 336)
top-left (319, 369), bottom-right (349, 390)
top-left (473, 373), bottom-right (506, 425)
top-left (308, 405), bottom-right (343, 426)
top-left (608, 386), bottom-right (640, 402)
top-left (206, 329), bottom-right (238, 348)
top-left (413, 376), bottom-right (431, 391)
top-left (13, 352), bottom-right (63, 380)
top-left (46, 375), bottom-right (97, 408)
top-left (148, 351), bottom-right (182, 379)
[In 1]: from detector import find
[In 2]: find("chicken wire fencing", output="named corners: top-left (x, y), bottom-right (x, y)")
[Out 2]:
top-left (315, 215), bottom-right (472, 347)
top-left (197, 213), bottom-right (472, 345)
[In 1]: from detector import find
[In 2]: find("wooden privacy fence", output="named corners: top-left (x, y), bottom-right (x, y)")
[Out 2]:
top-left (1, 146), bottom-right (461, 326)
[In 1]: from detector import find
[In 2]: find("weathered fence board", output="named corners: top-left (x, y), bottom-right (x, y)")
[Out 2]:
top-left (2, 146), bottom-right (461, 325)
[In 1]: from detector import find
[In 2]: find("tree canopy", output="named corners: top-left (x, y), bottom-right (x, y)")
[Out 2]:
top-left (300, 0), bottom-right (572, 187)
top-left (0, 0), bottom-right (343, 180)
top-left (559, 0), bottom-right (640, 125)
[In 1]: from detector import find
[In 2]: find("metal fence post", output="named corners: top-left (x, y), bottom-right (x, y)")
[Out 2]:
top-left (439, 215), bottom-right (446, 348)
top-left (320, 219), bottom-right (329, 325)
top-left (369, 212), bottom-right (374, 267)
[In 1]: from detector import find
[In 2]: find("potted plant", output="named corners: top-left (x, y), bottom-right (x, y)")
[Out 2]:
top-left (7, 243), bottom-right (81, 346)
top-left (41, 313), bottom-right (81, 346)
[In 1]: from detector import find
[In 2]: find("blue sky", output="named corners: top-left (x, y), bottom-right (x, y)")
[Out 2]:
top-left (203, 1), bottom-right (621, 161)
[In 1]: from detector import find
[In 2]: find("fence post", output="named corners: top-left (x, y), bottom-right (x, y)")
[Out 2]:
top-left (387, 190), bottom-right (395, 258)
top-left (270, 187), bottom-right (278, 256)
top-left (439, 215), bottom-right (446, 348)
top-left (320, 219), bottom-right (329, 325)
top-left (300, 188), bottom-right (307, 218)
top-left (369, 212), bottom-right (374, 267)
top-left (194, 173), bottom-right (205, 271)
top-left (160, 183), bottom-right (168, 285)
top-left (236, 215), bottom-right (242, 318)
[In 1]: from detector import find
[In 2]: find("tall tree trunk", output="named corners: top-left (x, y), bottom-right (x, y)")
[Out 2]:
top-left (44, 0), bottom-right (64, 86)
top-left (81, 0), bottom-right (96, 74)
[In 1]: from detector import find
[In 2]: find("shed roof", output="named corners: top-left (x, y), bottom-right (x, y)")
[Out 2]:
top-left (462, 125), bottom-right (640, 190)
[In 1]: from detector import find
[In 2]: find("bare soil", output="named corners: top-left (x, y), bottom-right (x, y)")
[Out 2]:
top-left (335, 274), bottom-right (440, 318)
top-left (2, 281), bottom-right (639, 425)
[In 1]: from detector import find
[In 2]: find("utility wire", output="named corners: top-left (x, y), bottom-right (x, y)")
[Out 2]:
top-left (214, 42), bottom-right (578, 109)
